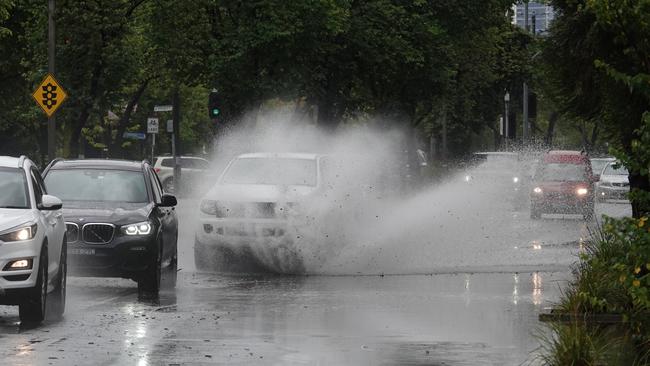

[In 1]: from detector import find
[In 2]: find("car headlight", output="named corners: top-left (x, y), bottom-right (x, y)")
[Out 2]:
top-left (533, 187), bottom-right (543, 194)
top-left (200, 200), bottom-right (217, 215)
top-left (122, 221), bottom-right (152, 236)
top-left (513, 177), bottom-right (520, 183)
top-left (464, 175), bottom-right (472, 182)
top-left (0, 223), bottom-right (38, 242)
top-left (576, 188), bottom-right (589, 196)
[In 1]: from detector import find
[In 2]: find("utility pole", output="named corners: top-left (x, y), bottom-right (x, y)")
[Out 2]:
top-left (172, 89), bottom-right (181, 196)
top-left (47, 0), bottom-right (56, 161)
top-left (504, 92), bottom-right (510, 151)
top-left (522, 1), bottom-right (530, 142)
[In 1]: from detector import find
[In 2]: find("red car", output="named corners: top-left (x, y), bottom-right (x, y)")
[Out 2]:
top-left (530, 150), bottom-right (596, 220)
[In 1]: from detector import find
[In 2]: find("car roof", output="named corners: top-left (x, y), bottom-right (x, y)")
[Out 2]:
top-left (236, 152), bottom-right (321, 160)
top-left (0, 156), bottom-right (21, 169)
top-left (543, 150), bottom-right (588, 164)
top-left (49, 159), bottom-right (146, 171)
top-left (473, 152), bottom-right (518, 156)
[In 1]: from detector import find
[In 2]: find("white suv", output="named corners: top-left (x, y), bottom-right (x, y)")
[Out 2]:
top-left (153, 156), bottom-right (211, 193)
top-left (0, 156), bottom-right (67, 323)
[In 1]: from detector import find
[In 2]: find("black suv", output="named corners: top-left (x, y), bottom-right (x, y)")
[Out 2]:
top-left (42, 159), bottom-right (178, 294)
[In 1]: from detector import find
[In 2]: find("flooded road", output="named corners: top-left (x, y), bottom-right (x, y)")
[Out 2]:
top-left (0, 201), bottom-right (631, 365)
top-left (1, 271), bottom-right (567, 365)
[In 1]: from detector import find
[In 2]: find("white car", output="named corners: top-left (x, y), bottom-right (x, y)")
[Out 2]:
top-left (195, 153), bottom-right (325, 272)
top-left (590, 157), bottom-right (615, 181)
top-left (153, 156), bottom-right (212, 193)
top-left (596, 161), bottom-right (629, 201)
top-left (0, 156), bottom-right (67, 323)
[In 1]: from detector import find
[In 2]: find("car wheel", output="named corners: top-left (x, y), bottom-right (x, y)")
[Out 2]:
top-left (162, 247), bottom-right (177, 290)
top-left (138, 242), bottom-right (161, 295)
top-left (194, 237), bottom-right (211, 271)
top-left (163, 177), bottom-right (174, 194)
top-left (530, 205), bottom-right (542, 220)
top-left (50, 239), bottom-right (67, 319)
top-left (19, 247), bottom-right (48, 324)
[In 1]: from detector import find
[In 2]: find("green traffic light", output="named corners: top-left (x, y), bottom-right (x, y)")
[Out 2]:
top-left (212, 108), bottom-right (220, 116)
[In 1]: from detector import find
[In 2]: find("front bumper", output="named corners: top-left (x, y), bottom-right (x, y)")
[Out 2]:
top-left (531, 194), bottom-right (593, 213)
top-left (597, 185), bottom-right (629, 200)
top-left (196, 216), bottom-right (293, 247)
top-left (0, 237), bottom-right (42, 304)
top-left (67, 234), bottom-right (157, 279)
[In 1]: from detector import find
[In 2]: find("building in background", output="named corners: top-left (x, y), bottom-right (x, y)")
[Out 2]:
top-left (512, 2), bottom-right (556, 35)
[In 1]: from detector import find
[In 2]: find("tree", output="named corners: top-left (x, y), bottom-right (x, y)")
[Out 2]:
top-left (545, 0), bottom-right (650, 217)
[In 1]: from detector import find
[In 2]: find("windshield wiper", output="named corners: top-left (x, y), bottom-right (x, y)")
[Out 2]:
top-left (0, 206), bottom-right (27, 209)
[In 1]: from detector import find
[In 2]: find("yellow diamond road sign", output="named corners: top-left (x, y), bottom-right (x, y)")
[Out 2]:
top-left (32, 73), bottom-right (67, 118)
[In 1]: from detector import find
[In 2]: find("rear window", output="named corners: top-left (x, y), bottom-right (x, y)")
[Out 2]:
top-left (536, 163), bottom-right (588, 182)
top-left (603, 163), bottom-right (628, 176)
top-left (45, 169), bottom-right (149, 203)
top-left (161, 158), bottom-right (175, 167)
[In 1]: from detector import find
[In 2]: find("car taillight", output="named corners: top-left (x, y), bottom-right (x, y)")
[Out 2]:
top-left (154, 168), bottom-right (161, 173)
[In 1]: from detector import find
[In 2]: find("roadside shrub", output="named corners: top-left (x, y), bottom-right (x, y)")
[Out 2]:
top-left (537, 216), bottom-right (650, 365)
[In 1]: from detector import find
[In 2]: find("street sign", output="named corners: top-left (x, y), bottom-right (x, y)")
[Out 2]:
top-left (147, 118), bottom-right (159, 134)
top-left (32, 73), bottom-right (67, 118)
top-left (122, 132), bottom-right (147, 140)
top-left (167, 120), bottom-right (173, 133)
top-left (154, 105), bottom-right (173, 112)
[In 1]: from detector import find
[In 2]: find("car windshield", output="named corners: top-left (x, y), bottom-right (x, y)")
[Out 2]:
top-left (603, 163), bottom-right (628, 176)
top-left (222, 157), bottom-right (317, 186)
top-left (591, 159), bottom-right (612, 175)
top-left (0, 168), bottom-right (30, 209)
top-left (44, 169), bottom-right (149, 204)
top-left (536, 163), bottom-right (588, 182)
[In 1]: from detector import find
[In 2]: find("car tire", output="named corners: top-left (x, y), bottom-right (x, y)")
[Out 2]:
top-left (163, 177), bottom-right (174, 194)
top-left (162, 247), bottom-right (177, 290)
top-left (50, 239), bottom-right (67, 319)
top-left (194, 237), bottom-right (212, 271)
top-left (138, 242), bottom-right (161, 295)
top-left (19, 247), bottom-right (48, 324)
top-left (530, 205), bottom-right (542, 220)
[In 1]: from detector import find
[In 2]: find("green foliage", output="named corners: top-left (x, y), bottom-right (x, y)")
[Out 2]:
top-left (533, 322), bottom-right (634, 366)
top-left (541, 216), bottom-right (650, 364)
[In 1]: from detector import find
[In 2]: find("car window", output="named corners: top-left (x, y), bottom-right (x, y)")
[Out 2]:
top-left (536, 163), bottom-right (588, 182)
top-left (222, 157), bottom-right (317, 186)
top-left (0, 168), bottom-right (30, 209)
top-left (181, 158), bottom-right (208, 169)
top-left (148, 168), bottom-right (163, 203)
top-left (44, 169), bottom-right (149, 204)
top-left (161, 158), bottom-right (175, 168)
top-left (603, 163), bottom-right (628, 176)
top-left (30, 168), bottom-right (44, 205)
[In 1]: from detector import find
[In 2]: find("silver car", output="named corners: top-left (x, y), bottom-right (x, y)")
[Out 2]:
top-left (0, 156), bottom-right (67, 323)
top-left (596, 162), bottom-right (629, 201)
top-left (195, 153), bottom-right (325, 272)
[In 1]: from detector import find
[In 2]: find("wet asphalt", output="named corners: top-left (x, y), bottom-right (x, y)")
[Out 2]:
top-left (0, 201), bottom-right (631, 365)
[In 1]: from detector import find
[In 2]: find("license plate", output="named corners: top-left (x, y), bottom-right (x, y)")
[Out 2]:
top-left (69, 248), bottom-right (95, 255)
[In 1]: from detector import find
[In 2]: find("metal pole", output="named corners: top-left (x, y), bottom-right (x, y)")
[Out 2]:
top-left (47, 0), bottom-right (56, 161)
top-left (505, 100), bottom-right (510, 151)
top-left (151, 133), bottom-right (155, 164)
top-left (522, 1), bottom-right (530, 142)
top-left (172, 89), bottom-right (181, 195)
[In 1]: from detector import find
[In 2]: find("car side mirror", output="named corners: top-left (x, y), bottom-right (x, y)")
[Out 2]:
top-left (159, 194), bottom-right (177, 207)
top-left (39, 195), bottom-right (63, 211)
top-left (592, 175), bottom-right (600, 183)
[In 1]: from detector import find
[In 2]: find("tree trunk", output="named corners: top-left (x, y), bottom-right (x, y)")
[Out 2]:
top-left (545, 111), bottom-right (558, 147)
top-left (109, 77), bottom-right (152, 158)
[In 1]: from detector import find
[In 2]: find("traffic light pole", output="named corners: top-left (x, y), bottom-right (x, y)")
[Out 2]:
top-left (47, 0), bottom-right (56, 161)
